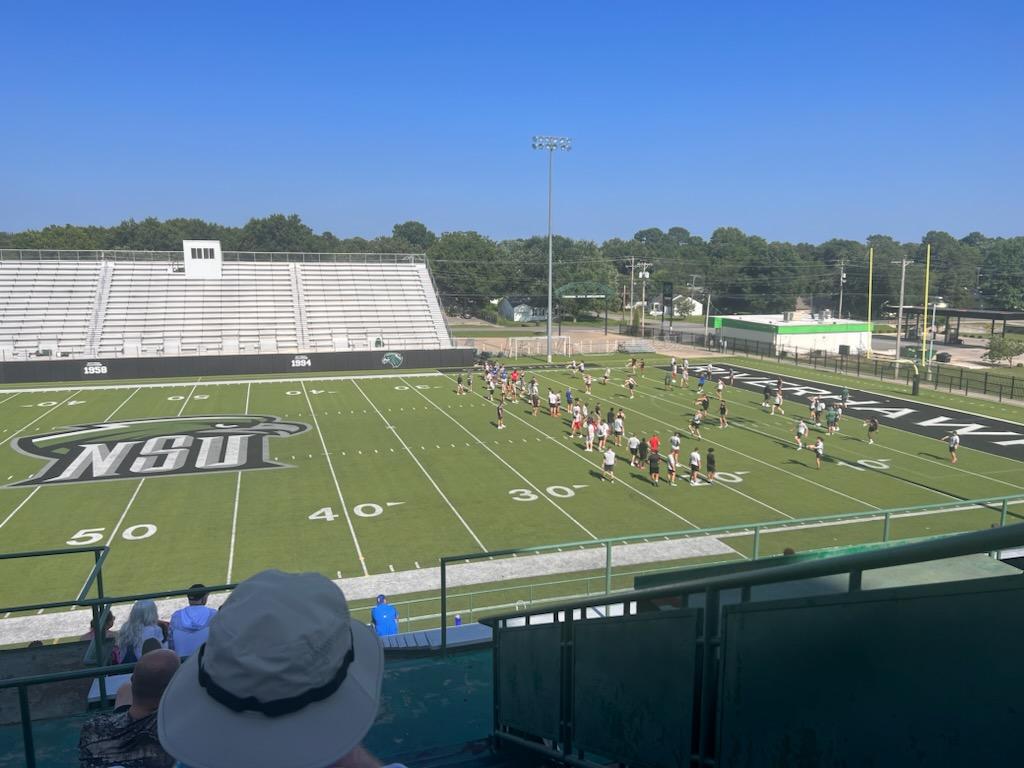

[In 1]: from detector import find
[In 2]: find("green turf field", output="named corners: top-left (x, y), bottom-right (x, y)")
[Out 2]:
top-left (1, 356), bottom-right (1022, 634)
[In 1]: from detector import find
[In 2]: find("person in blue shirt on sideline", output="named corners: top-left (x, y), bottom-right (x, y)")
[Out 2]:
top-left (371, 594), bottom-right (399, 636)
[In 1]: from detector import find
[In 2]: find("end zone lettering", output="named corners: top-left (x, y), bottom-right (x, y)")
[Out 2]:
top-left (9, 416), bottom-right (309, 487)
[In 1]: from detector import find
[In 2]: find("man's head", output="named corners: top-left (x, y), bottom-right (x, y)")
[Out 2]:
top-left (131, 649), bottom-right (180, 710)
top-left (376, 594), bottom-right (387, 606)
top-left (187, 584), bottom-right (209, 605)
top-left (158, 570), bottom-right (384, 768)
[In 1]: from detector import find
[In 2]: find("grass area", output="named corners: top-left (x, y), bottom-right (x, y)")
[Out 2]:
top-left (1, 356), bottom-right (1021, 637)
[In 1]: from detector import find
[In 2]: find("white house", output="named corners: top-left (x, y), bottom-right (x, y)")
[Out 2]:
top-left (497, 296), bottom-right (547, 322)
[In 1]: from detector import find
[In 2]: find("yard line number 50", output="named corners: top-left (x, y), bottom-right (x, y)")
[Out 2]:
top-left (67, 524), bottom-right (157, 546)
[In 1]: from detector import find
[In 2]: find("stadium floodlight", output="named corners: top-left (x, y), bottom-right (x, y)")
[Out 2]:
top-left (532, 135), bottom-right (573, 363)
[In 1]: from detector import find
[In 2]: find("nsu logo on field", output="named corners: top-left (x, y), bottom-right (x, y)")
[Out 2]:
top-left (9, 415), bottom-right (309, 487)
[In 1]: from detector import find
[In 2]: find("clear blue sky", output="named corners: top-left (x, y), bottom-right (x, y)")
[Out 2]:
top-left (2, 1), bottom-right (1021, 244)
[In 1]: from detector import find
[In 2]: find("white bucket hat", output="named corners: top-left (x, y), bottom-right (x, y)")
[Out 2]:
top-left (158, 570), bottom-right (383, 768)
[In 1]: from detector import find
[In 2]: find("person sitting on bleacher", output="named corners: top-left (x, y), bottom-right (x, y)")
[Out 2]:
top-left (79, 648), bottom-right (180, 768)
top-left (158, 570), bottom-right (407, 768)
top-left (370, 594), bottom-right (398, 636)
top-left (169, 584), bottom-right (217, 658)
top-left (116, 600), bottom-right (168, 664)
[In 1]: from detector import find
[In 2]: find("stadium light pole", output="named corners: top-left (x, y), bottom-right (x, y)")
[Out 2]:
top-left (532, 135), bottom-right (572, 363)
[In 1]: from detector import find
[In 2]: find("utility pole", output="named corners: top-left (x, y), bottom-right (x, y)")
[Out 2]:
top-left (637, 261), bottom-right (652, 335)
top-left (629, 251), bottom-right (636, 321)
top-left (893, 259), bottom-right (913, 362)
top-left (837, 259), bottom-right (846, 318)
top-left (704, 291), bottom-right (712, 346)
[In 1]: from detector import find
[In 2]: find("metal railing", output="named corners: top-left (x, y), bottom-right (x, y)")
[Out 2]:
top-left (619, 323), bottom-right (1024, 402)
top-left (0, 546), bottom-right (237, 768)
top-left (482, 521), bottom-right (1024, 767)
top-left (0, 249), bottom-right (425, 264)
top-left (437, 492), bottom-right (1024, 650)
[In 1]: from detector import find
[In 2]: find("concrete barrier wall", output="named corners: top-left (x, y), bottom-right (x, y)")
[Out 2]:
top-left (0, 348), bottom-right (476, 384)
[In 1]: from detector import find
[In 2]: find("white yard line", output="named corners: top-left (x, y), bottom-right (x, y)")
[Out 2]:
top-left (446, 373), bottom-right (731, 527)
top-left (0, 371), bottom-right (445, 396)
top-left (104, 386), bottom-right (140, 421)
top-left (352, 380), bottom-right (487, 551)
top-left (690, 384), bottom-right (1007, 501)
top-left (0, 392), bottom-right (20, 407)
top-left (615, 380), bottom-right (883, 510)
top-left (525, 372), bottom-right (790, 522)
top-left (226, 382), bottom-right (251, 583)
top-left (0, 487), bottom-right (40, 531)
top-left (691, 365), bottom-right (1024, 493)
top-left (226, 471), bottom-right (242, 583)
top-left (404, 378), bottom-right (599, 540)
top-left (301, 381), bottom-right (369, 577)
top-left (102, 478), bottom-right (146, 548)
top-left (7, 390), bottom-right (83, 441)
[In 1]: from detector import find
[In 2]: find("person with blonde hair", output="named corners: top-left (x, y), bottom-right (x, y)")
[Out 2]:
top-left (116, 600), bottom-right (166, 664)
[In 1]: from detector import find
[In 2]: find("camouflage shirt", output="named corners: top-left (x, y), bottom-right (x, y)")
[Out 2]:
top-left (79, 707), bottom-right (174, 768)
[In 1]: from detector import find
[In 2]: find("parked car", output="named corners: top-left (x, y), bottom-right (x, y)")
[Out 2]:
top-left (935, 352), bottom-right (952, 363)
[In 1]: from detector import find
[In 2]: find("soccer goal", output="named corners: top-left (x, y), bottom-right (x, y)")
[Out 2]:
top-left (507, 336), bottom-right (570, 359)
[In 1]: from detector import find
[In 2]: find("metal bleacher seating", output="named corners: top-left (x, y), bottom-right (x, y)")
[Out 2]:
top-left (0, 260), bottom-right (102, 359)
top-left (0, 252), bottom-right (453, 360)
top-left (297, 261), bottom-right (450, 351)
top-left (97, 261), bottom-right (302, 357)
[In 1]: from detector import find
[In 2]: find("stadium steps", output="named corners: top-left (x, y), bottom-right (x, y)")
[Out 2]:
top-left (84, 262), bottom-right (114, 357)
top-left (289, 262), bottom-right (310, 350)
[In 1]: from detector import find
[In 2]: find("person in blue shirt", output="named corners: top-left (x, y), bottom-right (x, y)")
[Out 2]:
top-left (371, 594), bottom-right (399, 636)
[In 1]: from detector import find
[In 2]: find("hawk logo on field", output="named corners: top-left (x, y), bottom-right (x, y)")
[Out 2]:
top-left (381, 352), bottom-right (404, 368)
top-left (9, 416), bottom-right (309, 487)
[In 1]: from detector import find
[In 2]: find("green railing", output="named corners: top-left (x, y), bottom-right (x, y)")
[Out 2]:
top-left (0, 546), bottom-right (237, 768)
top-left (438, 492), bottom-right (1024, 649)
top-left (481, 521), bottom-right (1024, 767)
top-left (3, 492), bottom-right (1023, 764)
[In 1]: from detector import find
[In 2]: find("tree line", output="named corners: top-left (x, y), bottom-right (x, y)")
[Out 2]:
top-left (2, 215), bottom-right (1022, 316)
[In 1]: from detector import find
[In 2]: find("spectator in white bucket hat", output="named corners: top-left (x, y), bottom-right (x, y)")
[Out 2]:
top-left (158, 570), bottom-right (402, 768)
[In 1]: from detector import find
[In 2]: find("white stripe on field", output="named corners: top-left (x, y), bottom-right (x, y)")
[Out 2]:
top-left (226, 382), bottom-right (251, 583)
top-left (7, 391), bottom-right (83, 441)
top-left (352, 379), bottom-right (487, 551)
top-left (0, 487), bottom-right (40, 531)
top-left (301, 381), bottom-right (369, 577)
top-left (403, 378), bottom-right (598, 540)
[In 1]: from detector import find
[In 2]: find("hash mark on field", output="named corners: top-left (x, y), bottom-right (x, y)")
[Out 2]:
top-left (337, 571), bottom-right (343, 579)
top-left (389, 564), bottom-right (395, 572)
top-left (414, 561), bottom-right (420, 568)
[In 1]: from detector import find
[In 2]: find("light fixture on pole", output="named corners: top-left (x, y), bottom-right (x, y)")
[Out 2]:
top-left (532, 135), bottom-right (572, 363)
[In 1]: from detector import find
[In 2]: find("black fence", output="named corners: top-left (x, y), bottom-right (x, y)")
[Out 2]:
top-left (0, 348), bottom-right (476, 385)
top-left (618, 325), bottom-right (1024, 403)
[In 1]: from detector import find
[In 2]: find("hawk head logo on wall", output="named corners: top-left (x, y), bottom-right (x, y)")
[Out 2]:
top-left (382, 352), bottom-right (404, 368)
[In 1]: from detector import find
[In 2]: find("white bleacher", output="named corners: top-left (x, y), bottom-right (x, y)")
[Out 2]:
top-left (297, 262), bottom-right (451, 351)
top-left (0, 260), bottom-right (102, 359)
top-left (97, 262), bottom-right (301, 357)
top-left (0, 253), bottom-right (452, 360)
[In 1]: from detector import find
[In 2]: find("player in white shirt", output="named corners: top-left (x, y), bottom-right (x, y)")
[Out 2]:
top-left (688, 411), bottom-right (703, 440)
top-left (627, 434), bottom-right (641, 467)
top-left (598, 420), bottom-right (609, 450)
top-left (813, 438), bottom-right (825, 469)
top-left (716, 378), bottom-right (725, 399)
top-left (571, 404), bottom-right (582, 437)
top-left (795, 419), bottom-right (808, 450)
top-left (688, 449), bottom-right (702, 485)
top-left (585, 420), bottom-right (596, 452)
top-left (613, 416), bottom-right (624, 446)
top-left (666, 452), bottom-right (678, 486)
top-left (602, 447), bottom-right (617, 481)
top-left (945, 431), bottom-right (960, 464)
top-left (772, 392), bottom-right (785, 416)
top-left (670, 432), bottom-right (682, 462)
